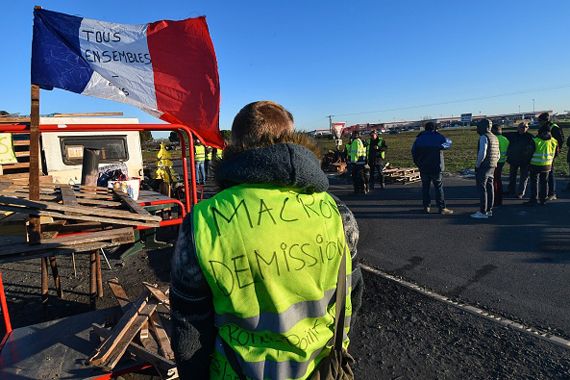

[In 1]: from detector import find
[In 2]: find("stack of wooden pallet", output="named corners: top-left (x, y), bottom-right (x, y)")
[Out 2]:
top-left (90, 279), bottom-right (178, 379)
top-left (0, 178), bottom-right (161, 303)
top-left (383, 167), bottom-right (421, 184)
top-left (0, 180), bottom-right (160, 261)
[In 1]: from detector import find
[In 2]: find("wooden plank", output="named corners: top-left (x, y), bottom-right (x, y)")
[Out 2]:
top-left (2, 162), bottom-right (30, 170)
top-left (143, 283), bottom-right (170, 307)
top-left (0, 117), bottom-right (30, 123)
top-left (0, 205), bottom-right (160, 227)
top-left (149, 312), bottom-right (175, 361)
top-left (0, 241), bottom-right (127, 264)
top-left (108, 278), bottom-right (130, 309)
top-left (91, 323), bottom-right (178, 378)
top-left (1, 175), bottom-right (53, 184)
top-left (12, 140), bottom-right (30, 146)
top-left (0, 228), bottom-right (135, 256)
top-left (89, 291), bottom-right (159, 370)
top-left (0, 196), bottom-right (161, 223)
top-left (78, 184), bottom-right (112, 193)
top-left (0, 191), bottom-right (57, 202)
top-left (42, 227), bottom-right (134, 245)
top-left (113, 190), bottom-right (152, 216)
top-left (58, 184), bottom-right (79, 206)
top-left (42, 221), bottom-right (104, 233)
top-left (101, 301), bottom-right (159, 371)
top-left (76, 198), bottom-right (122, 207)
top-left (15, 151), bottom-right (30, 158)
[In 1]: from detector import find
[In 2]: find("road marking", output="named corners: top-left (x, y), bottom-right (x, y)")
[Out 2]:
top-left (360, 264), bottom-right (570, 350)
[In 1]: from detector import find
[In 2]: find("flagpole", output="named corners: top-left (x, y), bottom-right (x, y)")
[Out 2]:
top-left (29, 6), bottom-right (42, 243)
top-left (31, 6), bottom-right (49, 304)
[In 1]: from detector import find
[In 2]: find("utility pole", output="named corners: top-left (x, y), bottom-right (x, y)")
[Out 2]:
top-left (327, 115), bottom-right (334, 132)
top-left (532, 99), bottom-right (535, 114)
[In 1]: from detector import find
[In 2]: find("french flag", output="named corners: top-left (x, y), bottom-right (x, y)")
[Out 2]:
top-left (32, 8), bottom-right (222, 148)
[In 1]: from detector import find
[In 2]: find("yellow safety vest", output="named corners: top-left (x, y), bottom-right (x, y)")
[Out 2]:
top-left (192, 184), bottom-right (352, 379)
top-left (531, 138), bottom-right (558, 166)
top-left (367, 138), bottom-right (386, 160)
top-left (349, 139), bottom-right (366, 163)
top-left (195, 145), bottom-right (206, 161)
top-left (497, 135), bottom-right (509, 164)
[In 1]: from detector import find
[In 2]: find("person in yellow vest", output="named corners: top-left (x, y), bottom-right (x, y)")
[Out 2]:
top-left (194, 140), bottom-right (206, 185)
top-left (525, 124), bottom-right (559, 206)
top-left (350, 131), bottom-right (368, 194)
top-left (538, 112), bottom-right (564, 200)
top-left (492, 124), bottom-right (509, 206)
top-left (170, 101), bottom-right (363, 379)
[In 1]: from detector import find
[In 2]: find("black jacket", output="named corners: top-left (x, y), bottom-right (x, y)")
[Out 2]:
top-left (169, 137), bottom-right (363, 379)
top-left (550, 123), bottom-right (564, 157)
top-left (505, 132), bottom-right (534, 165)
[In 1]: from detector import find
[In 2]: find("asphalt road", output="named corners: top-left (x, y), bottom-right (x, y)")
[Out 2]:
top-left (331, 174), bottom-right (570, 337)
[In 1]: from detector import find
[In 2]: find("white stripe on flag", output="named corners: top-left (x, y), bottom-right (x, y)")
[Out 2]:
top-left (79, 18), bottom-right (160, 115)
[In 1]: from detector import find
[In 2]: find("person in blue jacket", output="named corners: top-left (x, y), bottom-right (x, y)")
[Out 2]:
top-left (412, 121), bottom-right (454, 215)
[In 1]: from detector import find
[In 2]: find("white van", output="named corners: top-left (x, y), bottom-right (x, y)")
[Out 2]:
top-left (39, 117), bottom-right (144, 185)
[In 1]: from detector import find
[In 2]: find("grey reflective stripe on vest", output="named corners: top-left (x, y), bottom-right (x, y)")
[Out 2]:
top-left (215, 274), bottom-right (352, 333)
top-left (531, 152), bottom-right (555, 165)
top-left (215, 333), bottom-right (350, 379)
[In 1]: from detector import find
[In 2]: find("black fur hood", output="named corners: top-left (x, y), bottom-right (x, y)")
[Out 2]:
top-left (214, 138), bottom-right (328, 193)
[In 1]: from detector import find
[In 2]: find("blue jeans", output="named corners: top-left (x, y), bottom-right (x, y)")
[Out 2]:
top-left (195, 161), bottom-right (205, 184)
top-left (420, 171), bottom-right (445, 209)
top-left (476, 167), bottom-right (494, 213)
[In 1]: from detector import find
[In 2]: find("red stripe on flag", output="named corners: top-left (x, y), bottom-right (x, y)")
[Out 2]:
top-left (147, 17), bottom-right (223, 148)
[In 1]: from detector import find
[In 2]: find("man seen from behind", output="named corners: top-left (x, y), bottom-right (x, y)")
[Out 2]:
top-left (471, 118), bottom-right (500, 219)
top-left (525, 123), bottom-right (559, 206)
top-left (411, 121), bottom-right (453, 215)
top-left (538, 112), bottom-right (563, 200)
top-left (170, 101), bottom-right (363, 379)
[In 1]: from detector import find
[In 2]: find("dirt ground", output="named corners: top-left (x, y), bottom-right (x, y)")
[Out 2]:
top-left (1, 234), bottom-right (569, 379)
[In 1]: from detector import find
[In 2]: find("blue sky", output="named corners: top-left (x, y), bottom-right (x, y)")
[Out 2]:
top-left (2, 1), bottom-right (570, 137)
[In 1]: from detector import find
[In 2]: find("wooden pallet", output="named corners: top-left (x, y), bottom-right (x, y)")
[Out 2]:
top-left (384, 167), bottom-right (421, 184)
top-left (90, 279), bottom-right (178, 379)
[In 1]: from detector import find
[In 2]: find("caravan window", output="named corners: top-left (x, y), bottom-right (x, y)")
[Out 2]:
top-left (60, 135), bottom-right (129, 165)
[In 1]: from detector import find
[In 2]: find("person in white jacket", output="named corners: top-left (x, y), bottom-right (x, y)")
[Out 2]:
top-left (471, 119), bottom-right (500, 219)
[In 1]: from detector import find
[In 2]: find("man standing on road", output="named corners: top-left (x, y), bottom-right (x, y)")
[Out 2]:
top-left (525, 123), bottom-right (559, 206)
top-left (170, 101), bottom-right (363, 379)
top-left (350, 130), bottom-right (368, 194)
top-left (367, 130), bottom-right (388, 190)
top-left (505, 122), bottom-right (534, 198)
top-left (492, 124), bottom-right (509, 206)
top-left (411, 121), bottom-right (454, 215)
top-left (538, 112), bottom-right (564, 200)
top-left (471, 119), bottom-right (500, 219)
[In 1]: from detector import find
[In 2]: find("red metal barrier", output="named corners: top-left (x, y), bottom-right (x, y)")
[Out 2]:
top-left (0, 272), bottom-right (13, 352)
top-left (137, 198), bottom-right (187, 230)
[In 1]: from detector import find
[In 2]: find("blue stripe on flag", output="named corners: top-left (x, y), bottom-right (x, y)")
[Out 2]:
top-left (31, 9), bottom-right (93, 93)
